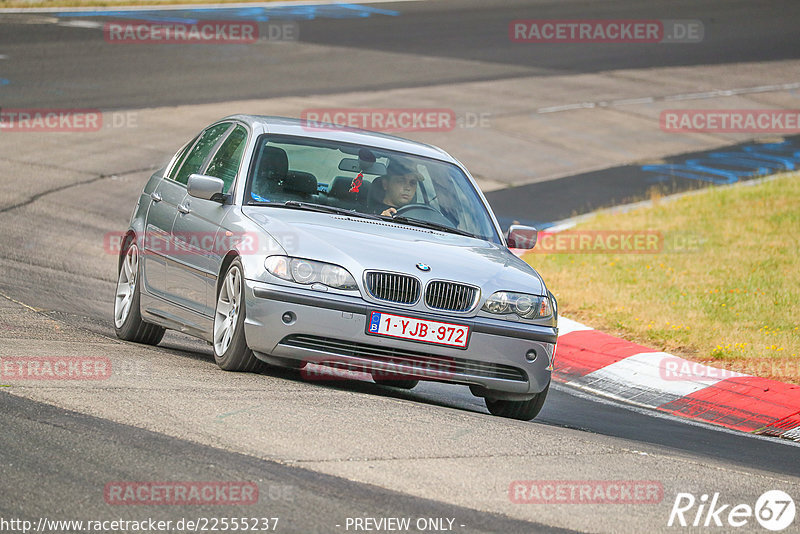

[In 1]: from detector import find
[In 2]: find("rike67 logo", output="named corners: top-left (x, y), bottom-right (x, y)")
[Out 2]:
top-left (668, 490), bottom-right (795, 531)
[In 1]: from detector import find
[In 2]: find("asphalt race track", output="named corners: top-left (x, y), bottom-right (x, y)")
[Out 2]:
top-left (485, 134), bottom-right (800, 228)
top-left (1, 1), bottom-right (799, 533)
top-left (1, 0), bottom-right (799, 109)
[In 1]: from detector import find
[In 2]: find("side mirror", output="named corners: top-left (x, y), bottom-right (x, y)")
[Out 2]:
top-left (507, 225), bottom-right (538, 250)
top-left (187, 174), bottom-right (226, 203)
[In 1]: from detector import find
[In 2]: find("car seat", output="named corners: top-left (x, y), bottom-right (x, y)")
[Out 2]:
top-left (251, 146), bottom-right (288, 201)
top-left (283, 171), bottom-right (318, 201)
top-left (328, 175), bottom-right (372, 210)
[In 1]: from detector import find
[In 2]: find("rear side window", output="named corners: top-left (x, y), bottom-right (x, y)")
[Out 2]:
top-left (172, 123), bottom-right (231, 185)
top-left (205, 125), bottom-right (247, 194)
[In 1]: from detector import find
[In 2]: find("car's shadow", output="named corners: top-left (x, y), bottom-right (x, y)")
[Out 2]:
top-left (156, 335), bottom-right (490, 417)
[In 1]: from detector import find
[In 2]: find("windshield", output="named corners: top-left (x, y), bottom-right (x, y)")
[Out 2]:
top-left (244, 135), bottom-right (501, 243)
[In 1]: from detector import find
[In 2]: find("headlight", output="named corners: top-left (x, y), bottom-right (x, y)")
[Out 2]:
top-left (265, 256), bottom-right (358, 290)
top-left (482, 291), bottom-right (553, 319)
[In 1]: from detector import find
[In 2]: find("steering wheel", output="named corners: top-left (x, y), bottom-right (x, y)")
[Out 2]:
top-left (394, 203), bottom-right (453, 227)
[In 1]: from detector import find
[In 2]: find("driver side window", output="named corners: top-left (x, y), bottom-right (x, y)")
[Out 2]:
top-left (172, 123), bottom-right (231, 186)
top-left (205, 125), bottom-right (248, 194)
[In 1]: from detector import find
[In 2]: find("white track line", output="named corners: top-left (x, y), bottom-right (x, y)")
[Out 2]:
top-left (569, 351), bottom-right (743, 403)
top-left (552, 381), bottom-right (800, 448)
top-left (556, 316), bottom-right (592, 336)
top-left (536, 82), bottom-right (800, 114)
top-left (58, 20), bottom-right (103, 28)
top-left (0, 0), bottom-right (419, 14)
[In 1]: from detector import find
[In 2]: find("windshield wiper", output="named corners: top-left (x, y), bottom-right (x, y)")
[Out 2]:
top-left (384, 215), bottom-right (477, 238)
top-left (263, 201), bottom-right (476, 237)
top-left (280, 201), bottom-right (384, 220)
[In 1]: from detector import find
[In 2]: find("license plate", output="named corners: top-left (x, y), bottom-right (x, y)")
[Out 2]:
top-left (367, 311), bottom-right (470, 349)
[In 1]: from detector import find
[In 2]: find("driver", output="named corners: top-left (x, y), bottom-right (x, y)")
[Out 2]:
top-left (372, 158), bottom-right (423, 217)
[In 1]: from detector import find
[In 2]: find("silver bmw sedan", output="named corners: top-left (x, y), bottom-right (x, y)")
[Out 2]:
top-left (114, 115), bottom-right (557, 420)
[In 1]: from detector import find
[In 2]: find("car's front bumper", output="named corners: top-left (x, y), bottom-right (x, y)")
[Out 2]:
top-left (243, 279), bottom-right (555, 398)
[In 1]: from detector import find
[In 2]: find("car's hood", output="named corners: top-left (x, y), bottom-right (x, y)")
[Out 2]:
top-left (242, 207), bottom-right (545, 295)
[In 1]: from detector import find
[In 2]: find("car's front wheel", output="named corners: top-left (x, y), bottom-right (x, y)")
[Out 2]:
top-left (484, 382), bottom-right (549, 421)
top-left (114, 241), bottom-right (165, 345)
top-left (213, 258), bottom-right (264, 373)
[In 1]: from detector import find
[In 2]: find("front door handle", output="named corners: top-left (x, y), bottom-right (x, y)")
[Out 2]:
top-left (177, 203), bottom-right (191, 214)
top-left (150, 192), bottom-right (162, 202)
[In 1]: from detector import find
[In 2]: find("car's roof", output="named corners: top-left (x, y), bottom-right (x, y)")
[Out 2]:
top-left (224, 115), bottom-right (458, 165)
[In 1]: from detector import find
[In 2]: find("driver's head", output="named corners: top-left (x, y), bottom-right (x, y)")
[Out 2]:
top-left (382, 158), bottom-right (422, 208)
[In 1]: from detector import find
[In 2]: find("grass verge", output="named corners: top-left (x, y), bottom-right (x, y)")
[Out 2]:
top-left (525, 172), bottom-right (800, 384)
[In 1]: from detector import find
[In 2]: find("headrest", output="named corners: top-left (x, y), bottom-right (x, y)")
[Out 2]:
top-left (329, 176), bottom-right (354, 199)
top-left (259, 146), bottom-right (288, 182)
top-left (368, 176), bottom-right (386, 206)
top-left (328, 175), bottom-right (368, 198)
top-left (284, 170), bottom-right (318, 195)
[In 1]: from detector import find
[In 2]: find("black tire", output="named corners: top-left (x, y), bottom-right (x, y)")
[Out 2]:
top-left (373, 378), bottom-right (420, 390)
top-left (213, 258), bottom-right (264, 373)
top-left (114, 242), bottom-right (165, 345)
top-left (485, 382), bottom-right (549, 421)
